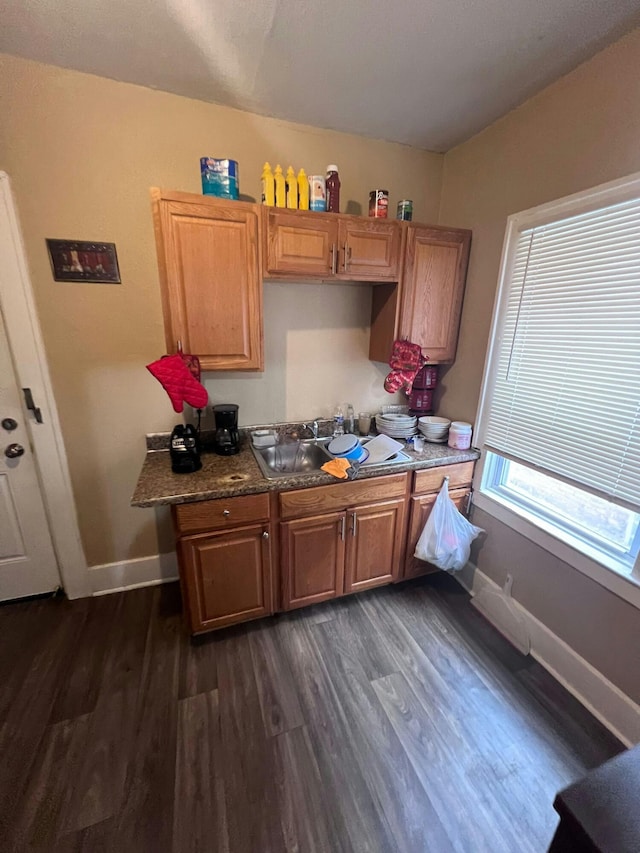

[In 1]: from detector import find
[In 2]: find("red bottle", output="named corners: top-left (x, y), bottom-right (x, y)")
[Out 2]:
top-left (326, 165), bottom-right (340, 212)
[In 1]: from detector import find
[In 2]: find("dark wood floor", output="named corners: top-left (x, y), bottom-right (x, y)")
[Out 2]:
top-left (0, 574), bottom-right (622, 853)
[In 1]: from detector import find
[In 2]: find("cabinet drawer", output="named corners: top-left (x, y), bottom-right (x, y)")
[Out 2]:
top-left (413, 462), bottom-right (475, 495)
top-left (173, 492), bottom-right (270, 535)
top-left (279, 473), bottom-right (408, 520)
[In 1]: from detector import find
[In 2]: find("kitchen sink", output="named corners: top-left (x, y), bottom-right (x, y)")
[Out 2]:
top-left (251, 436), bottom-right (412, 479)
top-left (251, 439), bottom-right (333, 478)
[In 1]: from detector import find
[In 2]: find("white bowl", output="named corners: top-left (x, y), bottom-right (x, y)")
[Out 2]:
top-left (418, 416), bottom-right (451, 427)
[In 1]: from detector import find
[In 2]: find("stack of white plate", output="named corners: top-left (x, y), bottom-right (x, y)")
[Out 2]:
top-left (418, 416), bottom-right (451, 443)
top-left (375, 412), bottom-right (418, 439)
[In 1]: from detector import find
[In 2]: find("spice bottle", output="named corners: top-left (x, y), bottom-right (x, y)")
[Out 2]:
top-left (274, 164), bottom-right (286, 208)
top-left (286, 166), bottom-right (298, 209)
top-left (297, 168), bottom-right (310, 210)
top-left (261, 162), bottom-right (275, 206)
top-left (326, 165), bottom-right (340, 213)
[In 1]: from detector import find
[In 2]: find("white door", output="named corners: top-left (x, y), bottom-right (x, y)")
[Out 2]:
top-left (0, 306), bottom-right (61, 600)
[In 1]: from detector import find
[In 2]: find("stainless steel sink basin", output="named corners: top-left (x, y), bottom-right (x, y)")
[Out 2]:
top-left (251, 439), bottom-right (333, 479)
top-left (251, 436), bottom-right (412, 480)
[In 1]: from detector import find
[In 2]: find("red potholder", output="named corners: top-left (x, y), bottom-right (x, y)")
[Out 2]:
top-left (385, 339), bottom-right (427, 396)
top-left (146, 354), bottom-right (208, 413)
top-left (388, 339), bottom-right (424, 371)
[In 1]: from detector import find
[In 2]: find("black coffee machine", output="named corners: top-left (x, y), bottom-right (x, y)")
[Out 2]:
top-left (213, 404), bottom-right (240, 455)
top-left (170, 423), bottom-right (202, 473)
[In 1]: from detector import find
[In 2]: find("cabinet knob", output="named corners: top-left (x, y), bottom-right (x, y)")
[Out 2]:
top-left (262, 530), bottom-right (269, 540)
top-left (223, 509), bottom-right (231, 517)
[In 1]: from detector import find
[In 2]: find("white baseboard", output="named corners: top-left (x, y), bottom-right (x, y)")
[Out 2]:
top-left (89, 552), bottom-right (178, 596)
top-left (456, 564), bottom-right (640, 747)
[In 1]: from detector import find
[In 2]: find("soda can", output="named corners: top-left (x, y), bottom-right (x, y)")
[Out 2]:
top-left (369, 190), bottom-right (389, 218)
top-left (397, 199), bottom-right (413, 221)
top-left (309, 175), bottom-right (326, 212)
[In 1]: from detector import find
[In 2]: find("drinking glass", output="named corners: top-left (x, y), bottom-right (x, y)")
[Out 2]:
top-left (358, 412), bottom-right (372, 436)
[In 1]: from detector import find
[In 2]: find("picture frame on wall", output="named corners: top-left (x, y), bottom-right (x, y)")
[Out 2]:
top-left (46, 239), bottom-right (121, 283)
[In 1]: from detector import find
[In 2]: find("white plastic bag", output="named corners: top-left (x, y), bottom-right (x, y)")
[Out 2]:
top-left (414, 478), bottom-right (484, 572)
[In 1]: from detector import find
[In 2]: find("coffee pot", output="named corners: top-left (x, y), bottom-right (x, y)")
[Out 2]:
top-left (213, 404), bottom-right (240, 455)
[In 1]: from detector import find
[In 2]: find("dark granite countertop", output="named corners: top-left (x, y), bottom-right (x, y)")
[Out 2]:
top-left (131, 433), bottom-right (480, 508)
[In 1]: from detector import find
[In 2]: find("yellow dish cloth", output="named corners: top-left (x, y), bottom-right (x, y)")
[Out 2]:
top-left (321, 458), bottom-right (351, 479)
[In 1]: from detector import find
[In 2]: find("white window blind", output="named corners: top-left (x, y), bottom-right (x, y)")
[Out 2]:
top-left (483, 196), bottom-right (640, 512)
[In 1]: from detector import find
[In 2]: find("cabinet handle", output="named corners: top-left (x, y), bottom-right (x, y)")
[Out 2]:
top-left (223, 509), bottom-right (231, 517)
top-left (343, 243), bottom-right (351, 271)
top-left (351, 511), bottom-right (357, 536)
top-left (330, 243), bottom-right (337, 275)
top-left (340, 515), bottom-right (346, 541)
top-left (465, 489), bottom-right (473, 516)
top-left (262, 530), bottom-right (269, 540)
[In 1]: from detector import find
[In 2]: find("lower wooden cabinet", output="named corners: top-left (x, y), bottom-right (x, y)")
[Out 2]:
top-left (403, 460), bottom-right (475, 579)
top-left (280, 495), bottom-right (406, 610)
top-left (404, 488), bottom-right (470, 580)
top-left (179, 523), bottom-right (273, 633)
top-left (344, 499), bottom-right (405, 593)
top-left (281, 512), bottom-right (345, 609)
top-left (170, 464), bottom-right (477, 634)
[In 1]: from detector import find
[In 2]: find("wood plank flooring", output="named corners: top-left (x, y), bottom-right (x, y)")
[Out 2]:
top-left (0, 574), bottom-right (622, 852)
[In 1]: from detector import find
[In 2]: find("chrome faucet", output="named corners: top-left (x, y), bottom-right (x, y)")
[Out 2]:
top-left (302, 420), bottom-right (320, 440)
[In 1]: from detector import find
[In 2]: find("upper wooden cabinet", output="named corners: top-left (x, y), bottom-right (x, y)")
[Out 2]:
top-left (339, 218), bottom-right (401, 279)
top-left (264, 209), bottom-right (339, 277)
top-left (263, 208), bottom-right (401, 282)
top-left (151, 189), bottom-right (263, 371)
top-left (399, 225), bottom-right (471, 363)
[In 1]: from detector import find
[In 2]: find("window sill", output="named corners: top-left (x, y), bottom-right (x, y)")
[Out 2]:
top-left (474, 490), bottom-right (640, 611)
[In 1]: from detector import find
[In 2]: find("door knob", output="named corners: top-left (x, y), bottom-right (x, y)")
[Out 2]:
top-left (2, 418), bottom-right (18, 431)
top-left (5, 443), bottom-right (25, 459)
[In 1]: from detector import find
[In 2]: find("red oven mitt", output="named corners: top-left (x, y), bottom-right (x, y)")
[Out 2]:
top-left (384, 339), bottom-right (427, 395)
top-left (146, 354), bottom-right (208, 413)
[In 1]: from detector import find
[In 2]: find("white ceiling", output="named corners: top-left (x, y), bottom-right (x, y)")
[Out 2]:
top-left (1, 0), bottom-right (639, 151)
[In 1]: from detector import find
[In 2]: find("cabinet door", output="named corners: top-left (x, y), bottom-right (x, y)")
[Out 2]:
top-left (404, 488), bottom-right (470, 579)
top-left (265, 210), bottom-right (339, 277)
top-left (400, 225), bottom-right (471, 363)
top-left (179, 524), bottom-right (272, 633)
top-left (338, 219), bottom-right (401, 280)
top-left (344, 498), bottom-right (406, 594)
top-left (152, 190), bottom-right (263, 370)
top-left (280, 512), bottom-right (345, 609)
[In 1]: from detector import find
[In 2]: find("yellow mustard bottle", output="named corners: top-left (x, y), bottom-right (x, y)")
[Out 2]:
top-left (297, 168), bottom-right (309, 210)
top-left (261, 162), bottom-right (275, 206)
top-left (286, 166), bottom-right (298, 208)
top-left (274, 164), bottom-right (286, 208)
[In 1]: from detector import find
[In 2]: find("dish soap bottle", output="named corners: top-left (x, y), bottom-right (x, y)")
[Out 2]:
top-left (261, 162), bottom-right (275, 206)
top-left (286, 166), bottom-right (298, 208)
top-left (274, 164), bottom-right (286, 208)
top-left (297, 168), bottom-right (309, 210)
top-left (326, 165), bottom-right (340, 213)
top-left (333, 405), bottom-right (345, 437)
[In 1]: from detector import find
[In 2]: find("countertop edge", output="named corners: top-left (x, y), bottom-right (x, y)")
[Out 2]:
top-left (131, 446), bottom-right (481, 508)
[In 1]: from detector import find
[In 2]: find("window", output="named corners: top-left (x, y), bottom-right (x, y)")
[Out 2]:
top-left (475, 172), bottom-right (640, 590)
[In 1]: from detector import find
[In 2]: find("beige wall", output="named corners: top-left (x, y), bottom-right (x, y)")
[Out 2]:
top-left (439, 28), bottom-right (640, 701)
top-left (0, 53), bottom-right (443, 568)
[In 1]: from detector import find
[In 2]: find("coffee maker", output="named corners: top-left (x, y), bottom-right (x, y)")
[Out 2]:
top-left (213, 404), bottom-right (240, 455)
